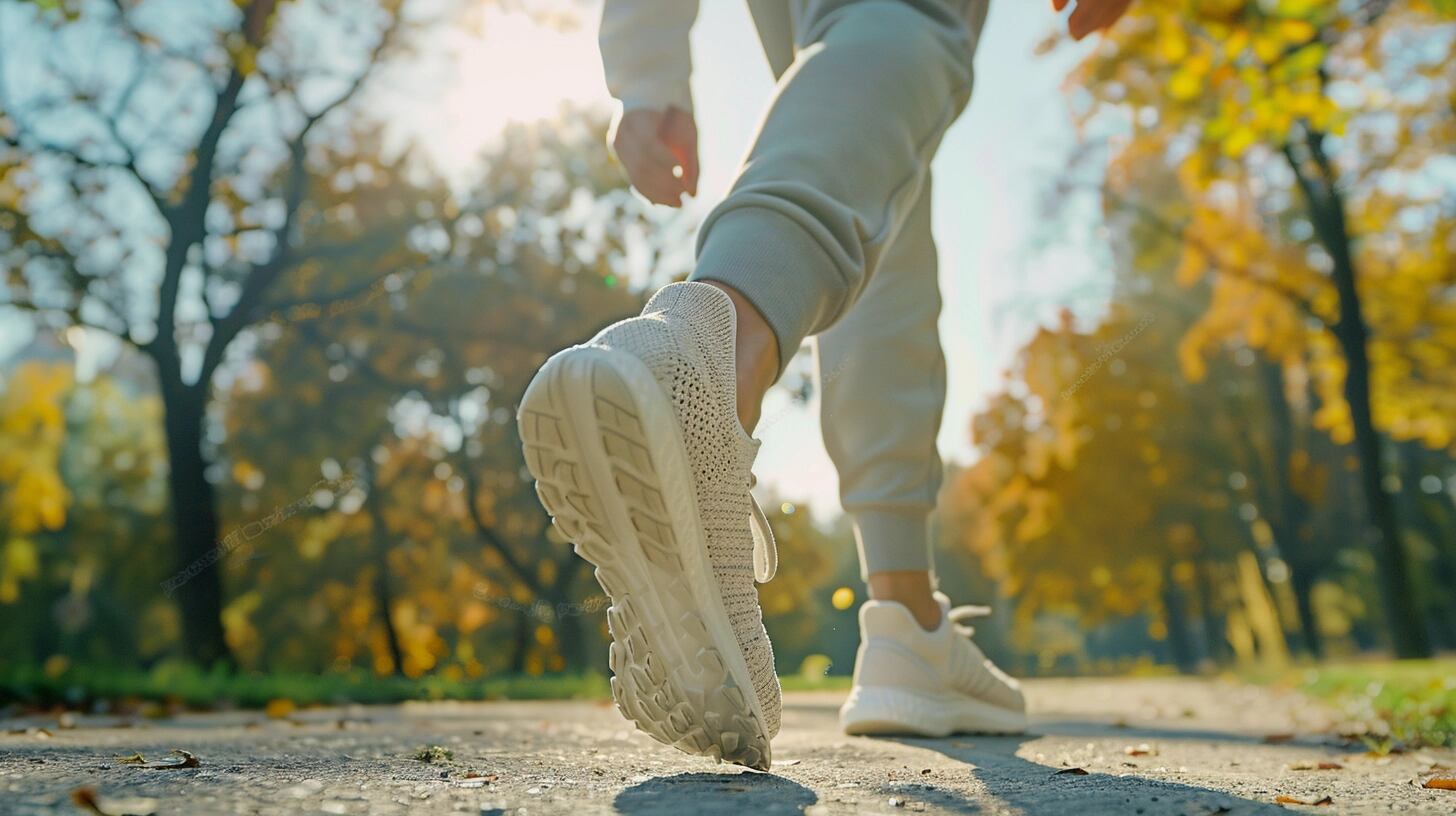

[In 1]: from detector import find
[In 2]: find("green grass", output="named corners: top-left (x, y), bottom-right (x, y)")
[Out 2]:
top-left (778, 673), bottom-right (852, 693)
top-left (0, 663), bottom-right (610, 711)
top-left (0, 662), bottom-right (853, 712)
top-left (1289, 658), bottom-right (1456, 750)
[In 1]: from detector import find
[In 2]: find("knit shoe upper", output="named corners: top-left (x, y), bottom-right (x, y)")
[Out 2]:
top-left (588, 281), bottom-right (782, 739)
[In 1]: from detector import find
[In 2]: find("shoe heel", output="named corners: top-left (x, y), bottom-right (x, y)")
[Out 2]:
top-left (840, 686), bottom-right (1027, 737)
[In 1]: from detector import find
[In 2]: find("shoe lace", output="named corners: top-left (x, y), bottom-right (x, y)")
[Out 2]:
top-left (747, 474), bottom-right (777, 583)
top-left (947, 604), bottom-right (993, 637)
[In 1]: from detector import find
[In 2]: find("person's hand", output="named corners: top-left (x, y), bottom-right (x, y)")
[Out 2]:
top-left (1052, 0), bottom-right (1133, 40)
top-left (609, 106), bottom-right (699, 207)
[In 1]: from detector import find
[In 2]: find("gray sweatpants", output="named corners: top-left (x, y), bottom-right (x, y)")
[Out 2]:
top-left (691, 0), bottom-right (987, 580)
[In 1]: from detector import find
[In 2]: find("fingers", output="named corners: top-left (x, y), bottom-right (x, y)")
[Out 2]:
top-left (625, 140), bottom-right (687, 206)
top-left (610, 108), bottom-right (694, 207)
top-left (659, 107), bottom-right (699, 198)
top-left (1066, 0), bottom-right (1133, 40)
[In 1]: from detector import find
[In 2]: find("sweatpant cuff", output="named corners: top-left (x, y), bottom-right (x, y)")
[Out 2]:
top-left (692, 207), bottom-right (840, 375)
top-left (854, 509), bottom-right (934, 583)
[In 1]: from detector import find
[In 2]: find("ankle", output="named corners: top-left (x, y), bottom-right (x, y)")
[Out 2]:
top-left (700, 281), bottom-right (779, 431)
top-left (867, 571), bottom-right (942, 631)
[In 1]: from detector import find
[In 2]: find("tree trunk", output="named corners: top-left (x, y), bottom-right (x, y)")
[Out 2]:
top-left (160, 387), bottom-right (232, 668)
top-left (1257, 362), bottom-right (1323, 659)
top-left (1193, 556), bottom-right (1228, 667)
top-left (1162, 561), bottom-right (1197, 674)
top-left (509, 614), bottom-right (531, 674)
top-left (1287, 566), bottom-right (1324, 661)
top-left (365, 491), bottom-right (407, 677)
top-left (1287, 134), bottom-right (1429, 658)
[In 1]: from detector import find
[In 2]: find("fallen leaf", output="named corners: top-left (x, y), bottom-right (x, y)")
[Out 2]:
top-left (1287, 761), bottom-right (1343, 771)
top-left (113, 753), bottom-right (147, 764)
top-left (1264, 733), bottom-right (1295, 744)
top-left (71, 788), bottom-right (105, 816)
top-left (1055, 767), bottom-right (1090, 776)
top-left (70, 787), bottom-right (158, 816)
top-left (463, 772), bottom-right (497, 782)
top-left (1423, 777), bottom-right (1456, 791)
top-left (7, 727), bottom-right (54, 738)
top-left (264, 699), bottom-right (296, 720)
top-left (1274, 794), bottom-right (1332, 806)
top-left (1125, 743), bottom-right (1157, 757)
top-left (135, 749), bottom-right (199, 770)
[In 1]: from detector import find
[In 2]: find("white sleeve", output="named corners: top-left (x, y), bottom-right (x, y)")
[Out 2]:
top-left (599, 0), bottom-right (699, 112)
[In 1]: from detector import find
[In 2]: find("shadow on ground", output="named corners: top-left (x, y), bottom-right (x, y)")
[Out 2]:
top-left (889, 730), bottom-right (1287, 814)
top-left (614, 770), bottom-right (817, 815)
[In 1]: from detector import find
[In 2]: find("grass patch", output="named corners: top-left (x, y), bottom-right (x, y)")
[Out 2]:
top-left (1289, 658), bottom-right (1456, 750)
top-left (779, 673), bottom-right (852, 693)
top-left (1, 662), bottom-right (853, 712)
top-left (0, 663), bottom-right (609, 711)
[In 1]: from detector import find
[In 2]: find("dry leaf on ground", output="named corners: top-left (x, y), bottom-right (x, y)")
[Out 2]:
top-left (1275, 794), bottom-right (1333, 806)
top-left (1288, 761), bottom-right (1343, 771)
top-left (1422, 777), bottom-right (1456, 791)
top-left (135, 750), bottom-right (199, 770)
top-left (71, 787), bottom-right (158, 816)
top-left (1054, 767), bottom-right (1090, 776)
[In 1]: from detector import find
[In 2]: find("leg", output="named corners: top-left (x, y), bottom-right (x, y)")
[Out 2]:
top-left (816, 181), bottom-right (946, 630)
top-left (692, 0), bottom-right (984, 427)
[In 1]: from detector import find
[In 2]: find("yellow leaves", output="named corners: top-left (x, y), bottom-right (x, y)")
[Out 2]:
top-left (0, 364), bottom-right (73, 558)
top-left (1168, 70), bottom-right (1202, 101)
top-left (1174, 245), bottom-right (1207, 286)
top-left (1252, 32), bottom-right (1284, 63)
top-left (1156, 18), bottom-right (1189, 62)
top-left (0, 537), bottom-right (39, 604)
top-left (1221, 124), bottom-right (1257, 158)
top-left (1177, 332), bottom-right (1210, 382)
top-left (1277, 18), bottom-right (1317, 44)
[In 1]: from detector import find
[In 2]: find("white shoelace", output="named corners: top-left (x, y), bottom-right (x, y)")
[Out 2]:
top-left (947, 604), bottom-right (993, 636)
top-left (747, 475), bottom-right (777, 583)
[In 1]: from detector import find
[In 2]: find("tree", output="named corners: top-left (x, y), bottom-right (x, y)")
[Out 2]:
top-left (1064, 0), bottom-right (1456, 656)
top-left (0, 0), bottom-right (448, 665)
top-left (215, 111), bottom-right (661, 676)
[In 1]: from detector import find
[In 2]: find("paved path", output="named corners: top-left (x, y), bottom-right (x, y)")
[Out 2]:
top-left (3, 678), bottom-right (1453, 814)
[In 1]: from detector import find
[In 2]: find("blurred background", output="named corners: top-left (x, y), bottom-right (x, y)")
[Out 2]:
top-left (1, 0), bottom-right (1453, 717)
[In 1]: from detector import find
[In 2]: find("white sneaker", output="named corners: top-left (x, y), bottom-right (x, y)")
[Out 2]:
top-left (840, 592), bottom-right (1026, 736)
top-left (517, 282), bottom-right (781, 770)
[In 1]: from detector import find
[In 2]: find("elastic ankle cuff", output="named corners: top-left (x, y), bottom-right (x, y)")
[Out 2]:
top-left (855, 509), bottom-right (934, 583)
top-left (692, 206), bottom-right (841, 375)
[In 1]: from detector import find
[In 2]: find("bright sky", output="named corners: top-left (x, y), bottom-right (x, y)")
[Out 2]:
top-left (401, 1), bottom-right (1111, 514)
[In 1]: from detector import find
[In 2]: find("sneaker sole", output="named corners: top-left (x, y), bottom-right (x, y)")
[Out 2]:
top-left (840, 686), bottom-right (1027, 737)
top-left (517, 345), bottom-right (772, 770)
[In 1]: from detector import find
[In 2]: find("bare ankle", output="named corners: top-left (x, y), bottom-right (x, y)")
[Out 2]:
top-left (867, 571), bottom-right (942, 631)
top-left (700, 281), bottom-right (779, 431)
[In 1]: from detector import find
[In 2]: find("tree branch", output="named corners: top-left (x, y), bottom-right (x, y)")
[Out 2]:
top-left (195, 4), bottom-right (409, 385)
top-left (1101, 185), bottom-right (1328, 326)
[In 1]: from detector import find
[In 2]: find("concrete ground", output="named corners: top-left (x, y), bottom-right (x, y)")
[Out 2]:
top-left (2, 677), bottom-right (1453, 815)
